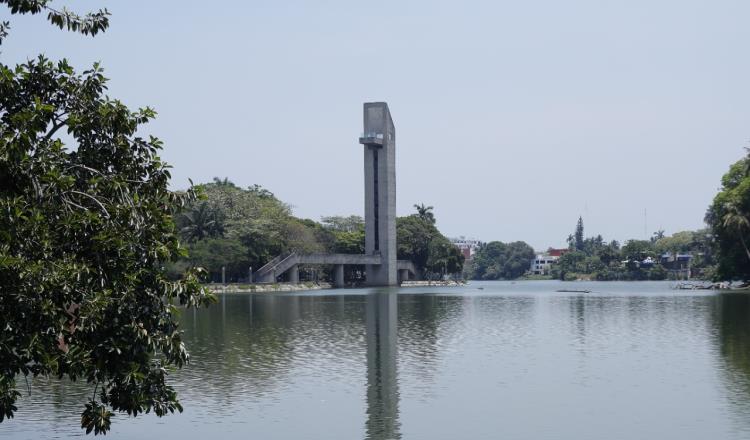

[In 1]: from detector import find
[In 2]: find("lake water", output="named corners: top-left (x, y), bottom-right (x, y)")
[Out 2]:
top-left (3, 280), bottom-right (750, 439)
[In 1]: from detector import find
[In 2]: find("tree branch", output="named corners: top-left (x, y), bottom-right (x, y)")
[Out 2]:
top-left (44, 117), bottom-right (68, 140)
top-left (69, 190), bottom-right (110, 218)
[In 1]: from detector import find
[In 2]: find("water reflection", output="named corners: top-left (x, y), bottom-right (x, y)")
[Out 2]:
top-left (7, 282), bottom-right (750, 440)
top-left (713, 293), bottom-right (750, 435)
top-left (365, 292), bottom-right (400, 439)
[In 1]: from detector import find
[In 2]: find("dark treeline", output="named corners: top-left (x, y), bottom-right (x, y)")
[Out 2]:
top-left (468, 149), bottom-right (750, 282)
top-left (467, 241), bottom-right (535, 280)
top-left (552, 219), bottom-right (714, 281)
top-left (554, 148), bottom-right (750, 282)
top-left (169, 179), bottom-right (463, 283)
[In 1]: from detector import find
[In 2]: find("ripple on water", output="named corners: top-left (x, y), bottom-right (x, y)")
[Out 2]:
top-left (3, 284), bottom-right (750, 440)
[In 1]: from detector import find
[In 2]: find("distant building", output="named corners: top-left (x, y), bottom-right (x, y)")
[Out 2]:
top-left (530, 254), bottom-right (560, 275)
top-left (547, 248), bottom-right (569, 257)
top-left (451, 237), bottom-right (481, 260)
top-left (660, 252), bottom-right (693, 278)
top-left (660, 252), bottom-right (692, 269)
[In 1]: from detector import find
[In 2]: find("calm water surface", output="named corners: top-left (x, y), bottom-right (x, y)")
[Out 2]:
top-left (4, 281), bottom-right (750, 439)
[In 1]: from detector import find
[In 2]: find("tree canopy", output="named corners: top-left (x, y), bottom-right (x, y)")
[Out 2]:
top-left (706, 150), bottom-right (750, 280)
top-left (0, 57), bottom-right (214, 434)
top-left (470, 241), bottom-right (535, 280)
top-left (0, 0), bottom-right (110, 45)
top-left (0, 3), bottom-right (214, 435)
top-left (172, 185), bottom-right (463, 282)
top-left (397, 214), bottom-right (463, 277)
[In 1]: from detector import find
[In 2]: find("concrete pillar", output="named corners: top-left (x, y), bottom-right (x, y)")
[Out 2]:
top-left (288, 265), bottom-right (299, 284)
top-left (398, 269), bottom-right (409, 283)
top-left (221, 266), bottom-right (226, 285)
top-left (334, 264), bottom-right (345, 288)
top-left (360, 102), bottom-right (398, 286)
top-left (248, 267), bottom-right (253, 283)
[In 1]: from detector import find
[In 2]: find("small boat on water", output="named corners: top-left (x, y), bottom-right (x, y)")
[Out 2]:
top-left (556, 289), bottom-right (591, 294)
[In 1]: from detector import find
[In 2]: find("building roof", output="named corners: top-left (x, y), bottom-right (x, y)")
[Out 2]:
top-left (547, 248), bottom-right (569, 257)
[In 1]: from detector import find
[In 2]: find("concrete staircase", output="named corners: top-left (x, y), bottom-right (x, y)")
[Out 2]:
top-left (254, 253), bottom-right (299, 283)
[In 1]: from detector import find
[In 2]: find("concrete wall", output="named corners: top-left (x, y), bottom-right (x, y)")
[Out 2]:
top-left (362, 102), bottom-right (398, 286)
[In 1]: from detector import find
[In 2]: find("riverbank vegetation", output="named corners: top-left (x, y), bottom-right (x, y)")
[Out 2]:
top-left (706, 149), bottom-right (750, 281)
top-left (170, 180), bottom-right (463, 283)
top-left (470, 150), bottom-right (750, 283)
top-left (467, 241), bottom-right (535, 280)
top-left (550, 150), bottom-right (750, 283)
top-left (549, 218), bottom-right (715, 281)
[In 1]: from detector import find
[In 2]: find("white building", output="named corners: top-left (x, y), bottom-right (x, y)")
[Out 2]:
top-left (530, 254), bottom-right (559, 275)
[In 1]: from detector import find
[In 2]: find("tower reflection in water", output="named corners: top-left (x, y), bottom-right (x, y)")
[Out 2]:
top-left (365, 291), bottom-right (401, 440)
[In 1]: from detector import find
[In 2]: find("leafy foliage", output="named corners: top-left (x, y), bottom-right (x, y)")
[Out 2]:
top-left (174, 185), bottom-right (463, 282)
top-left (173, 181), bottom-right (331, 281)
top-left (413, 203), bottom-right (435, 225)
top-left (573, 216), bottom-right (584, 251)
top-left (550, 217), bottom-right (715, 280)
top-left (0, 0), bottom-right (110, 44)
top-left (0, 57), bottom-right (214, 434)
top-left (706, 151), bottom-right (750, 280)
top-left (178, 201), bottom-right (224, 242)
top-left (470, 241), bottom-right (535, 280)
top-left (396, 214), bottom-right (463, 278)
top-left (321, 215), bottom-right (364, 233)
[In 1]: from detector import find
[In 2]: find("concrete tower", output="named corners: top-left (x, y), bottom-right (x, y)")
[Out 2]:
top-left (359, 102), bottom-right (397, 286)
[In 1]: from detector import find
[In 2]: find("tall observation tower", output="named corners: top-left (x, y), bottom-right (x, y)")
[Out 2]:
top-left (253, 102), bottom-right (414, 286)
top-left (359, 102), bottom-right (398, 286)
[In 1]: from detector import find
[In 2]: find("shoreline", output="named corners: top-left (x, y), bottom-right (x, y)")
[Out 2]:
top-left (207, 282), bottom-right (333, 293)
top-left (206, 279), bottom-right (468, 293)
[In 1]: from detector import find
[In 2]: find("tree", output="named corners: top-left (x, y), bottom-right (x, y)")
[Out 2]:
top-left (574, 216), bottom-right (585, 251)
top-left (0, 57), bottom-right (214, 434)
top-left (554, 251), bottom-right (587, 280)
top-left (186, 238), bottom-right (250, 283)
top-left (654, 231), bottom-right (694, 254)
top-left (321, 215), bottom-right (364, 233)
top-left (0, 3), bottom-right (213, 434)
top-left (413, 203), bottom-right (435, 224)
top-left (332, 229), bottom-right (365, 254)
top-left (397, 215), bottom-right (437, 272)
top-left (178, 202), bottom-right (224, 242)
top-left (397, 214), bottom-right (463, 278)
top-left (651, 229), bottom-right (666, 243)
top-left (0, 0), bottom-right (109, 45)
top-left (621, 240), bottom-right (655, 261)
top-left (722, 202), bottom-right (750, 262)
top-left (471, 241), bottom-right (535, 280)
top-left (706, 151), bottom-right (750, 280)
top-left (427, 239), bottom-right (464, 276)
top-left (212, 176), bottom-right (236, 188)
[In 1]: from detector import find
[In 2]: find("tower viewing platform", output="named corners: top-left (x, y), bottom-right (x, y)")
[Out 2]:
top-left (254, 102), bottom-right (412, 287)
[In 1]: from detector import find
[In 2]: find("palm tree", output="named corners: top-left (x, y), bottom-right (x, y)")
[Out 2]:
top-left (722, 202), bottom-right (750, 262)
top-left (413, 203), bottom-right (435, 224)
top-left (180, 202), bottom-right (223, 242)
top-left (212, 177), bottom-right (236, 187)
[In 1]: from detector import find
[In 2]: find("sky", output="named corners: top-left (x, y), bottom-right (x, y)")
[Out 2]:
top-left (2, 0), bottom-right (748, 250)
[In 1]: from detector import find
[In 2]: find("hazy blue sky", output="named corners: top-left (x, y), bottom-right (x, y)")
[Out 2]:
top-left (3, 0), bottom-right (748, 250)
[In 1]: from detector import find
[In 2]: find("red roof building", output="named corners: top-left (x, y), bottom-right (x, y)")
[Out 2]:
top-left (547, 248), bottom-right (569, 257)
